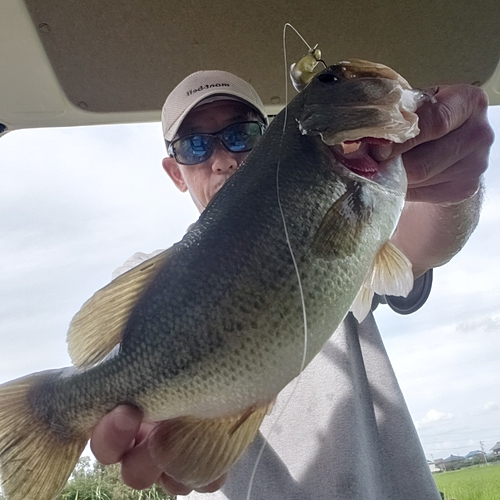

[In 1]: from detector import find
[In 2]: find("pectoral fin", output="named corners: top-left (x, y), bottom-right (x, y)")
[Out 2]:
top-left (350, 284), bottom-right (375, 324)
top-left (312, 181), bottom-right (372, 259)
top-left (351, 240), bottom-right (413, 322)
top-left (67, 248), bottom-right (173, 368)
top-left (148, 403), bottom-right (271, 489)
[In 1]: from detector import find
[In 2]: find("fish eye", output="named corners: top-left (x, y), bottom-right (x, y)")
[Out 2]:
top-left (318, 73), bottom-right (338, 83)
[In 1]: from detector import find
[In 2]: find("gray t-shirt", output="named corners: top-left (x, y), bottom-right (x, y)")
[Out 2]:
top-left (116, 255), bottom-right (439, 500)
top-left (187, 309), bottom-right (440, 500)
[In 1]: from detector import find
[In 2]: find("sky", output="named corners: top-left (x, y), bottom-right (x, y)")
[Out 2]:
top-left (0, 107), bottom-right (499, 464)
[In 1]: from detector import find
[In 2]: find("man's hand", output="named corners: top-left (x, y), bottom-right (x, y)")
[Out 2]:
top-left (90, 406), bottom-right (227, 495)
top-left (384, 84), bottom-right (494, 277)
top-left (376, 84), bottom-right (494, 205)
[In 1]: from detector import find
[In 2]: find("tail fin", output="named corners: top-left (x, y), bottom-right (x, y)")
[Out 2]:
top-left (0, 373), bottom-right (88, 500)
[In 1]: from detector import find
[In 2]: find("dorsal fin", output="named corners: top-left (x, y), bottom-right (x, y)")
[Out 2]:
top-left (67, 248), bottom-right (173, 368)
top-left (148, 403), bottom-right (272, 489)
top-left (351, 240), bottom-right (413, 322)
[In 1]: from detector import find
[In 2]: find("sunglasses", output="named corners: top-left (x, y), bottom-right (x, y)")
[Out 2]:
top-left (167, 121), bottom-right (266, 166)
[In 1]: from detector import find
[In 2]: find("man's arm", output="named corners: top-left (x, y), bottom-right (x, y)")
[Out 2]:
top-left (392, 192), bottom-right (483, 278)
top-left (382, 84), bottom-right (494, 277)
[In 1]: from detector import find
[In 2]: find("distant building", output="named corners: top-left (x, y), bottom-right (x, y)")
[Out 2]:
top-left (491, 442), bottom-right (500, 455)
top-left (434, 458), bottom-right (444, 470)
top-left (465, 450), bottom-right (486, 461)
top-left (434, 455), bottom-right (465, 471)
top-left (427, 460), bottom-right (440, 473)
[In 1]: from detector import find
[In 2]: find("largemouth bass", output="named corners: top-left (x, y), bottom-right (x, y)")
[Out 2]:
top-left (0, 59), bottom-right (424, 500)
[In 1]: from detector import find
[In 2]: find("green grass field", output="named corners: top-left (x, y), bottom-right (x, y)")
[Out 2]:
top-left (433, 463), bottom-right (500, 500)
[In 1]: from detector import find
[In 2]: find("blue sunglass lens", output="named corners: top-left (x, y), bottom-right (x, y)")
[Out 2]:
top-left (222, 123), bottom-right (262, 152)
top-left (173, 122), bottom-right (263, 165)
top-left (190, 136), bottom-right (210, 156)
top-left (176, 135), bottom-right (213, 164)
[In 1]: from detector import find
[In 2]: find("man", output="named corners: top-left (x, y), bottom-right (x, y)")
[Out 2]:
top-left (90, 69), bottom-right (493, 498)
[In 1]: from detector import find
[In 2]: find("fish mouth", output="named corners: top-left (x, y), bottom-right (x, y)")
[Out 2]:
top-left (329, 137), bottom-right (393, 180)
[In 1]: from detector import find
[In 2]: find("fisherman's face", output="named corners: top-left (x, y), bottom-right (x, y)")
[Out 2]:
top-left (162, 100), bottom-right (263, 212)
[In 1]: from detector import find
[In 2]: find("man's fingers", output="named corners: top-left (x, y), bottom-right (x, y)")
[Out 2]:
top-left (405, 146), bottom-right (487, 204)
top-left (402, 118), bottom-right (492, 186)
top-left (156, 472), bottom-right (227, 495)
top-left (406, 179), bottom-right (481, 204)
top-left (120, 435), bottom-right (163, 490)
top-left (90, 405), bottom-right (143, 465)
top-left (407, 150), bottom-right (487, 189)
top-left (391, 84), bottom-right (490, 157)
top-left (196, 472), bottom-right (228, 493)
top-left (92, 408), bottom-right (229, 494)
top-left (157, 474), bottom-right (193, 496)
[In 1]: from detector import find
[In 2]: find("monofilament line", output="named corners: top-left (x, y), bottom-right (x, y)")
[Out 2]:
top-left (245, 23), bottom-right (314, 500)
top-left (282, 23), bottom-right (313, 133)
top-left (284, 22), bottom-right (313, 52)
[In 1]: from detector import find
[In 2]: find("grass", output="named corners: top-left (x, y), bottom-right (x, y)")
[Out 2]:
top-left (0, 458), bottom-right (175, 500)
top-left (433, 463), bottom-right (500, 500)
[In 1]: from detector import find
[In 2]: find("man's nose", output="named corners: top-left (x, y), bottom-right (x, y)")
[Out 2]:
top-left (210, 143), bottom-right (238, 173)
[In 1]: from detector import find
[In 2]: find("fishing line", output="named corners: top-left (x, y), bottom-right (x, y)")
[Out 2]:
top-left (245, 23), bottom-right (314, 500)
top-left (282, 22), bottom-right (312, 133)
top-left (284, 22), bottom-right (313, 53)
top-left (276, 21), bottom-right (310, 389)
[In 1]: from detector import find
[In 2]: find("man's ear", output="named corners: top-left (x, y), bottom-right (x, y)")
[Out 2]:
top-left (162, 157), bottom-right (188, 192)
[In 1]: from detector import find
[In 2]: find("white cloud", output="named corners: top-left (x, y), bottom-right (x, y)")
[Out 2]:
top-left (481, 401), bottom-right (499, 413)
top-left (0, 124), bottom-right (199, 385)
top-left (416, 409), bottom-right (454, 429)
top-left (457, 316), bottom-right (500, 333)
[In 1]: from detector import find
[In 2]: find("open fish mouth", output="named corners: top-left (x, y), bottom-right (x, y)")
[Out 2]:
top-left (329, 137), bottom-right (392, 180)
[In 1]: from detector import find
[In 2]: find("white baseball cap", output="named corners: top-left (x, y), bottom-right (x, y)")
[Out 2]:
top-left (161, 70), bottom-right (268, 143)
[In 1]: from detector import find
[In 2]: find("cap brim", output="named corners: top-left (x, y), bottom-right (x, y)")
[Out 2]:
top-left (164, 92), bottom-right (267, 142)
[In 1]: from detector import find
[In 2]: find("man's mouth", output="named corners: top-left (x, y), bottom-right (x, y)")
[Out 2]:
top-left (212, 177), bottom-right (232, 197)
top-left (330, 138), bottom-right (392, 179)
